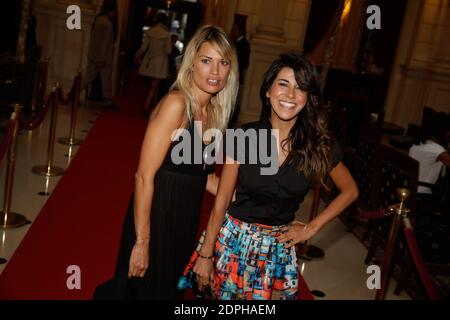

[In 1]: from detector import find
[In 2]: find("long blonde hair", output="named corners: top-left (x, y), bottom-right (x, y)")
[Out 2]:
top-left (173, 25), bottom-right (239, 132)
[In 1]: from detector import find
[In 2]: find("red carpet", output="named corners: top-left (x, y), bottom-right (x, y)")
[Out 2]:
top-left (0, 111), bottom-right (147, 299)
top-left (114, 71), bottom-right (149, 115)
top-left (0, 71), bottom-right (313, 300)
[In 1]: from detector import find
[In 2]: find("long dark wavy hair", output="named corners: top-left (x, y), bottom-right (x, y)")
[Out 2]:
top-left (260, 53), bottom-right (333, 184)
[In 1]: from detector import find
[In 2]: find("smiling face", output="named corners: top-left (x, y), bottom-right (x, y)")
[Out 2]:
top-left (191, 41), bottom-right (231, 99)
top-left (266, 67), bottom-right (308, 123)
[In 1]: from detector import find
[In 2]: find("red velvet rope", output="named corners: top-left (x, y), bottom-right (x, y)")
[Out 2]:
top-left (404, 226), bottom-right (440, 299)
top-left (19, 90), bottom-right (56, 131)
top-left (0, 116), bottom-right (17, 166)
top-left (19, 72), bottom-right (78, 130)
top-left (355, 208), bottom-right (392, 220)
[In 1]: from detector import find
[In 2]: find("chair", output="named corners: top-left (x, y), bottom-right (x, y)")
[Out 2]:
top-left (406, 123), bottom-right (423, 142)
top-left (354, 131), bottom-right (382, 211)
top-left (344, 131), bottom-right (381, 238)
top-left (328, 102), bottom-right (349, 151)
top-left (421, 106), bottom-right (435, 129)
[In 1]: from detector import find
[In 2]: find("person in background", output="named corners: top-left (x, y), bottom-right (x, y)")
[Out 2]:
top-left (157, 33), bottom-right (182, 102)
top-left (113, 25), bottom-right (238, 300)
top-left (80, 1), bottom-right (118, 108)
top-left (135, 12), bottom-right (172, 116)
top-left (409, 112), bottom-right (450, 217)
top-left (409, 113), bottom-right (450, 194)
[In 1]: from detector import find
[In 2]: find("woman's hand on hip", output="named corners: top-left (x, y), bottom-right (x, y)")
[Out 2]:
top-left (278, 220), bottom-right (317, 249)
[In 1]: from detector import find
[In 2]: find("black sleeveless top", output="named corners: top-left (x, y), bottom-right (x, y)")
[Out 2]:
top-left (159, 120), bottom-right (216, 176)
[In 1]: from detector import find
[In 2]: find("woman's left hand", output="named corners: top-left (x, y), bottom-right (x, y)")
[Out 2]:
top-left (277, 221), bottom-right (316, 248)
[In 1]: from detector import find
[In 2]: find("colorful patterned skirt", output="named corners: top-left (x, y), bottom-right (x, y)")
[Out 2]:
top-left (178, 212), bottom-right (299, 300)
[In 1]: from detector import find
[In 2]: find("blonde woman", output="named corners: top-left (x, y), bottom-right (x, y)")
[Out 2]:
top-left (113, 25), bottom-right (238, 300)
top-left (135, 12), bottom-right (172, 115)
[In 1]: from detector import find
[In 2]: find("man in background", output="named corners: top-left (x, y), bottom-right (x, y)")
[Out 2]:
top-left (80, 1), bottom-right (118, 108)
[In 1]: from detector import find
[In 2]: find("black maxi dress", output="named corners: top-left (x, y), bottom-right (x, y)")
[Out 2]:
top-left (114, 120), bottom-right (215, 299)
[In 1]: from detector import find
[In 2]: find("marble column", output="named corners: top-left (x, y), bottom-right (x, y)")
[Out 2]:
top-left (433, 2), bottom-right (450, 67)
top-left (252, 0), bottom-right (289, 43)
top-left (384, 0), bottom-right (450, 127)
top-left (200, 0), bottom-right (238, 33)
top-left (236, 0), bottom-right (310, 124)
top-left (34, 0), bottom-right (99, 93)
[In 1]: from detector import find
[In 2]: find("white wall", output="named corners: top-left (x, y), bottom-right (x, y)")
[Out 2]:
top-left (235, 0), bottom-right (312, 123)
top-left (34, 0), bottom-right (99, 93)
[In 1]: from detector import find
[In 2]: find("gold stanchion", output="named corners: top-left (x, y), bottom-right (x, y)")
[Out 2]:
top-left (1, 224), bottom-right (7, 263)
top-left (58, 71), bottom-right (84, 146)
top-left (32, 83), bottom-right (65, 176)
top-left (0, 105), bottom-right (28, 229)
top-left (375, 188), bottom-right (411, 300)
top-left (37, 175), bottom-right (51, 196)
top-left (0, 227), bottom-right (6, 263)
top-left (65, 144), bottom-right (75, 167)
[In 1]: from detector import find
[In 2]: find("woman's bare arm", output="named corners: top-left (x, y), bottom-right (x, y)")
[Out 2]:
top-left (279, 162), bottom-right (359, 247)
top-left (128, 92), bottom-right (185, 277)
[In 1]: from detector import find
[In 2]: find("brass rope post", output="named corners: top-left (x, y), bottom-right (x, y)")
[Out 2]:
top-left (0, 104), bottom-right (28, 229)
top-left (32, 83), bottom-right (65, 176)
top-left (375, 188), bottom-right (411, 300)
top-left (59, 71), bottom-right (84, 146)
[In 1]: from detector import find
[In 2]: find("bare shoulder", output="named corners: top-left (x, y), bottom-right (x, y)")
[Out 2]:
top-left (142, 92), bottom-right (187, 151)
top-left (149, 91), bottom-right (186, 124)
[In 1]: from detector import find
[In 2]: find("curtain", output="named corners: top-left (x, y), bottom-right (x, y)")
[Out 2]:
top-left (200, 0), bottom-right (237, 32)
top-left (305, 0), bottom-right (365, 72)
